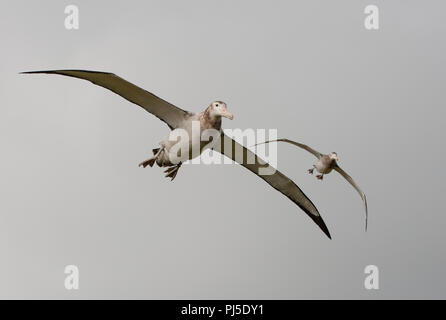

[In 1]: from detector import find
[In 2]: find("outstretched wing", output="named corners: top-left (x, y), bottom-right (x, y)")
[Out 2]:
top-left (217, 133), bottom-right (331, 239)
top-left (254, 138), bottom-right (323, 159)
top-left (21, 70), bottom-right (191, 130)
top-left (334, 165), bottom-right (368, 231)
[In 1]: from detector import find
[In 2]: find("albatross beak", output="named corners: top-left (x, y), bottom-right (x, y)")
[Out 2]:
top-left (221, 110), bottom-right (234, 120)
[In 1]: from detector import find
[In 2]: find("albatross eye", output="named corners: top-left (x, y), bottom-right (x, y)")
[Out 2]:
top-left (215, 103), bottom-right (219, 107)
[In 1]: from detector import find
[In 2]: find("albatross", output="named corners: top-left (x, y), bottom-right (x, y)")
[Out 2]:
top-left (22, 70), bottom-right (331, 238)
top-left (255, 138), bottom-right (368, 230)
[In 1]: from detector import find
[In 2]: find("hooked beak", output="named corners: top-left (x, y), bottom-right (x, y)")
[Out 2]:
top-left (220, 110), bottom-right (234, 120)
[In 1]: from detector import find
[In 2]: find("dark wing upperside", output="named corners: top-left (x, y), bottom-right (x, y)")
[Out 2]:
top-left (216, 133), bottom-right (331, 239)
top-left (21, 70), bottom-right (191, 130)
top-left (254, 138), bottom-right (323, 159)
top-left (334, 165), bottom-right (368, 231)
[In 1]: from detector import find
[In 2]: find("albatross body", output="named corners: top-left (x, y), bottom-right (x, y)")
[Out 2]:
top-left (255, 138), bottom-right (368, 230)
top-left (312, 153), bottom-right (337, 178)
top-left (22, 70), bottom-right (331, 238)
top-left (138, 101), bottom-right (233, 180)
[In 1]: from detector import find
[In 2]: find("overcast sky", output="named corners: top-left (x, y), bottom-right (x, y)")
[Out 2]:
top-left (0, 0), bottom-right (445, 299)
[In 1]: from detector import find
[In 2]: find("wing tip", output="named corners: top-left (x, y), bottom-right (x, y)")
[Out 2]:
top-left (301, 205), bottom-right (332, 239)
top-left (20, 69), bottom-right (114, 75)
top-left (314, 215), bottom-right (332, 239)
top-left (20, 70), bottom-right (59, 75)
top-left (285, 181), bottom-right (332, 239)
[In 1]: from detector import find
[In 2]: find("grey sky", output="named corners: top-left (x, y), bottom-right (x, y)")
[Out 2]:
top-left (0, 0), bottom-right (445, 299)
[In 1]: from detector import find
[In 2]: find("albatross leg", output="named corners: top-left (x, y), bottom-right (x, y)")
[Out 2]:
top-left (308, 168), bottom-right (314, 174)
top-left (139, 147), bottom-right (164, 168)
top-left (316, 174), bottom-right (324, 180)
top-left (164, 163), bottom-right (182, 181)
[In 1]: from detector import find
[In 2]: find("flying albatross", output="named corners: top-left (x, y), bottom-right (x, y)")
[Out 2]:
top-left (255, 138), bottom-right (368, 230)
top-left (22, 70), bottom-right (331, 239)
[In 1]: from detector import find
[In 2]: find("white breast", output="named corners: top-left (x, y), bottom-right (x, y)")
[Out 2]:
top-left (315, 161), bottom-right (333, 174)
top-left (161, 128), bottom-right (204, 163)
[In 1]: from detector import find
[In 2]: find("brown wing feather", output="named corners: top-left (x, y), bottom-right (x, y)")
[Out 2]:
top-left (21, 70), bottom-right (191, 130)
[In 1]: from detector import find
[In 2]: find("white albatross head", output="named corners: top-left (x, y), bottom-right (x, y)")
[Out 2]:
top-left (329, 152), bottom-right (339, 161)
top-left (208, 101), bottom-right (234, 120)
